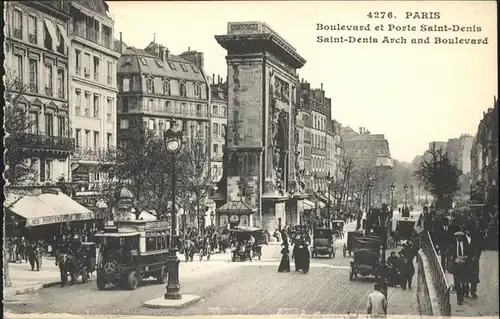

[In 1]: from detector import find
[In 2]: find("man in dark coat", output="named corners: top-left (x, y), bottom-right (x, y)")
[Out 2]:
top-left (386, 252), bottom-right (400, 287)
top-left (449, 231), bottom-right (471, 305)
top-left (401, 254), bottom-right (415, 289)
top-left (436, 218), bottom-right (455, 272)
top-left (463, 226), bottom-right (482, 298)
top-left (397, 251), bottom-right (407, 290)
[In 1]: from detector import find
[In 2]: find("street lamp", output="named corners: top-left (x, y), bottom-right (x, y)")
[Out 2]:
top-left (404, 184), bottom-right (408, 208)
top-left (410, 185), bottom-right (414, 207)
top-left (326, 171), bottom-right (333, 227)
top-left (163, 118), bottom-right (183, 301)
top-left (367, 179), bottom-right (374, 214)
top-left (390, 183), bottom-right (395, 217)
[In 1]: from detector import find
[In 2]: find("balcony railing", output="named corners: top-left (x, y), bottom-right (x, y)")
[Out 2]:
top-left (28, 34), bottom-right (37, 44)
top-left (72, 147), bottom-right (116, 162)
top-left (45, 86), bottom-right (53, 97)
top-left (13, 28), bottom-right (22, 39)
top-left (13, 133), bottom-right (75, 152)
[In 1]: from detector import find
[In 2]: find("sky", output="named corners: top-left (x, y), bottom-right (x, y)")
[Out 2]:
top-left (108, 1), bottom-right (497, 163)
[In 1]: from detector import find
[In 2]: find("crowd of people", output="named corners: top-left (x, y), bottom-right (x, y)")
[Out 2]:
top-left (423, 206), bottom-right (487, 305)
top-left (277, 226), bottom-right (311, 273)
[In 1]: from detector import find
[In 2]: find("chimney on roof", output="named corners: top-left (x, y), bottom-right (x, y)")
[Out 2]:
top-left (188, 46), bottom-right (190, 52)
top-left (212, 74), bottom-right (215, 84)
top-left (359, 127), bottom-right (362, 134)
top-left (301, 78), bottom-right (304, 83)
top-left (159, 45), bottom-right (165, 62)
top-left (165, 48), bottom-right (170, 60)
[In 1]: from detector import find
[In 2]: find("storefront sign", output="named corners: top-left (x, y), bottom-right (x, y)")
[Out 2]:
top-left (219, 215), bottom-right (229, 226)
top-left (29, 212), bottom-right (95, 226)
top-left (240, 215), bottom-right (249, 226)
top-left (229, 215), bottom-right (239, 223)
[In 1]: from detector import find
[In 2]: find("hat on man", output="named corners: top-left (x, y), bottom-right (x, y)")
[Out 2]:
top-left (454, 231), bottom-right (465, 236)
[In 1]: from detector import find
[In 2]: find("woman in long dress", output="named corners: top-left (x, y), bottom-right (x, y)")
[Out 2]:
top-left (278, 243), bottom-right (290, 272)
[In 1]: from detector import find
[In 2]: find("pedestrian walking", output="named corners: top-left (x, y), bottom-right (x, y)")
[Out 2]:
top-left (278, 243), bottom-right (290, 272)
top-left (367, 283), bottom-right (388, 317)
top-left (401, 254), bottom-right (415, 289)
top-left (463, 226), bottom-right (482, 298)
top-left (397, 251), bottom-right (407, 290)
top-left (449, 231), bottom-right (471, 305)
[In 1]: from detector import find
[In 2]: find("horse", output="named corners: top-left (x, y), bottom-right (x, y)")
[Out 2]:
top-left (183, 239), bottom-right (196, 262)
top-left (55, 252), bottom-right (76, 287)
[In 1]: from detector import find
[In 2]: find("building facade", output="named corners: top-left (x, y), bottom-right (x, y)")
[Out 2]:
top-left (299, 81), bottom-right (313, 192)
top-left (209, 75), bottom-right (228, 182)
top-left (117, 44), bottom-right (210, 143)
top-left (470, 98), bottom-right (499, 208)
top-left (68, 0), bottom-right (121, 205)
top-left (4, 1), bottom-right (74, 184)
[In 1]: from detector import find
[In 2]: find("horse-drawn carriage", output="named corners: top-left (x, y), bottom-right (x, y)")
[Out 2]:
top-left (349, 235), bottom-right (382, 281)
top-left (230, 226), bottom-right (264, 261)
top-left (331, 220), bottom-right (345, 239)
top-left (56, 241), bottom-right (97, 287)
top-left (183, 236), bottom-right (211, 262)
top-left (343, 230), bottom-right (363, 257)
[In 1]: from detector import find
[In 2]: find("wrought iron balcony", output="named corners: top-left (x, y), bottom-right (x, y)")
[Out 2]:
top-left (72, 147), bottom-right (116, 162)
top-left (13, 133), bottom-right (75, 153)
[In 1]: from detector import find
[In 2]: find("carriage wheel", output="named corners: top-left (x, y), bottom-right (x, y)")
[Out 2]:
top-left (96, 276), bottom-right (106, 290)
top-left (127, 271), bottom-right (139, 290)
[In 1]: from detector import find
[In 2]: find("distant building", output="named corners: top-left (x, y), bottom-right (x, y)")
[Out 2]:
top-left (470, 97), bottom-right (498, 208)
top-left (341, 126), bottom-right (392, 169)
top-left (209, 74), bottom-right (228, 182)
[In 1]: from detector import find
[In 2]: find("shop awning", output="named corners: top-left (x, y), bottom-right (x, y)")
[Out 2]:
top-left (5, 189), bottom-right (94, 227)
top-left (303, 199), bottom-right (325, 209)
top-left (43, 18), bottom-right (60, 50)
top-left (216, 200), bottom-right (256, 214)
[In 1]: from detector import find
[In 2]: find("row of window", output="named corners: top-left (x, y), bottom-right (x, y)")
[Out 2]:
top-left (138, 56), bottom-right (199, 75)
top-left (11, 7), bottom-right (66, 54)
top-left (26, 157), bottom-right (65, 183)
top-left (74, 89), bottom-right (114, 121)
top-left (72, 11), bottom-right (114, 50)
top-left (74, 49), bottom-right (115, 86)
top-left (74, 129), bottom-right (113, 150)
top-left (211, 123), bottom-right (227, 137)
top-left (145, 235), bottom-right (169, 252)
top-left (312, 156), bottom-right (327, 172)
top-left (13, 53), bottom-right (66, 99)
top-left (121, 76), bottom-right (206, 100)
top-left (312, 133), bottom-right (327, 150)
top-left (313, 114), bottom-right (327, 131)
top-left (212, 104), bottom-right (227, 117)
top-left (23, 106), bottom-right (67, 137)
top-left (120, 118), bottom-right (207, 141)
top-left (120, 97), bottom-right (208, 118)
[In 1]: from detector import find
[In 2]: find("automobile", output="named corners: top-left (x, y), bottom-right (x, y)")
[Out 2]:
top-left (349, 235), bottom-right (382, 281)
top-left (230, 227), bottom-right (261, 262)
top-left (311, 227), bottom-right (336, 258)
top-left (392, 216), bottom-right (418, 241)
top-left (95, 220), bottom-right (170, 290)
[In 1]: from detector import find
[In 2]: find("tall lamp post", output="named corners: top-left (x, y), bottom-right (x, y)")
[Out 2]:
top-left (326, 171), bottom-right (333, 227)
top-left (390, 183), bottom-right (395, 218)
top-left (367, 180), bottom-right (374, 214)
top-left (164, 119), bottom-right (183, 300)
top-left (410, 185), bottom-right (414, 207)
top-left (404, 184), bottom-right (408, 209)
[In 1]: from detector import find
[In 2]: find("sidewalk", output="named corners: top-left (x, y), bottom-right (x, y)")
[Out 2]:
top-left (4, 252), bottom-right (237, 298)
top-left (387, 261), bottom-right (420, 315)
top-left (441, 250), bottom-right (499, 317)
top-left (4, 257), bottom-right (62, 298)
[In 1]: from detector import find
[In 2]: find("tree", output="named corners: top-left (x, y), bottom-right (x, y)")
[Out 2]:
top-left (4, 70), bottom-right (38, 185)
top-left (414, 142), bottom-right (462, 211)
top-left (177, 137), bottom-right (218, 232)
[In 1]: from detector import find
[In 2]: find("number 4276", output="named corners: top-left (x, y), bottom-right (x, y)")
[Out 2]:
top-left (367, 12), bottom-right (394, 19)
